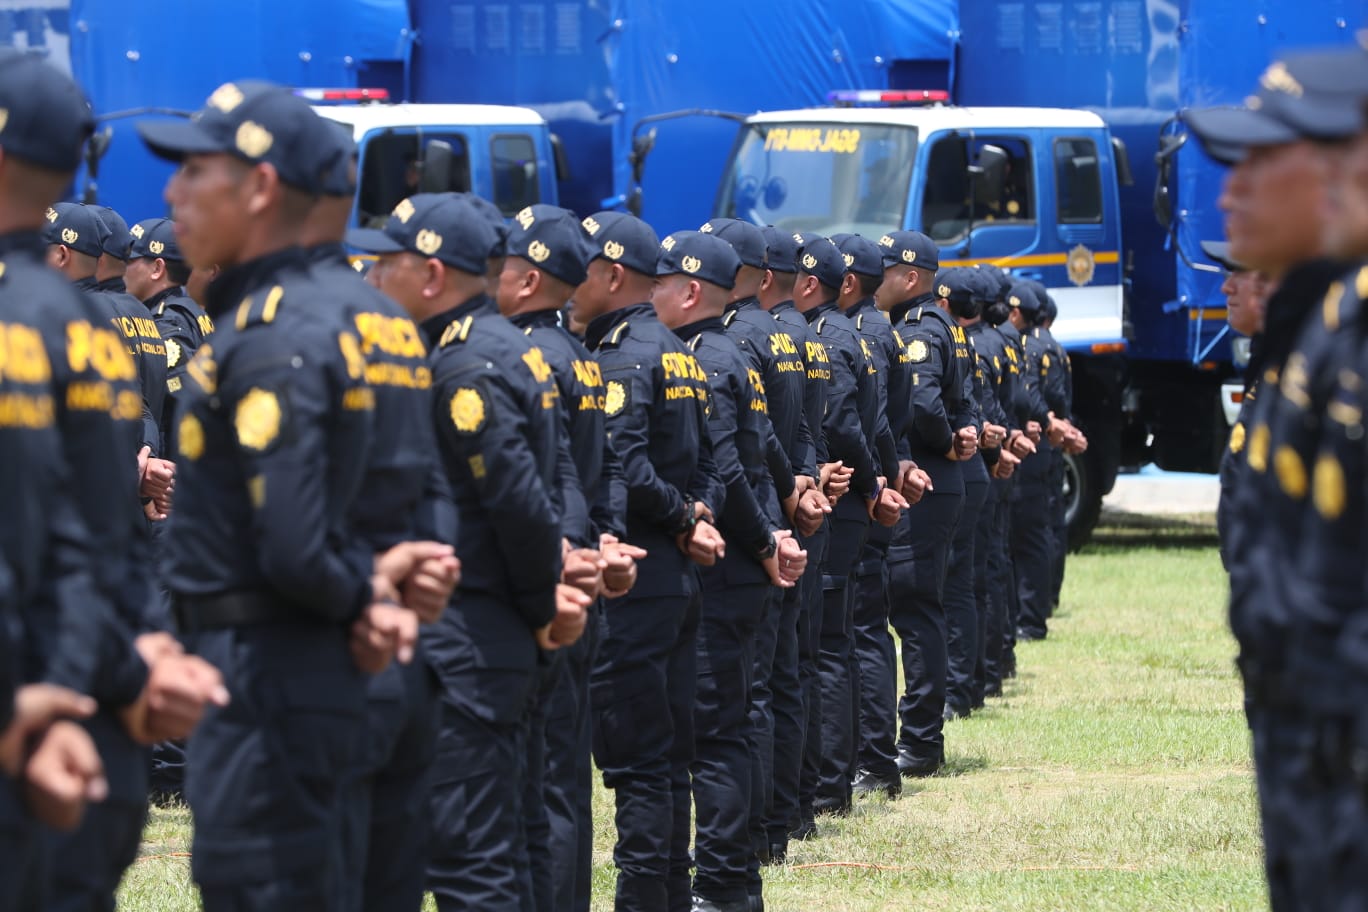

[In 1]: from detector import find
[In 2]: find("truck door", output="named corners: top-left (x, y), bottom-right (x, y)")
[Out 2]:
top-left (917, 130), bottom-right (1042, 263)
top-left (469, 127), bottom-right (553, 215)
top-left (355, 128), bottom-right (473, 227)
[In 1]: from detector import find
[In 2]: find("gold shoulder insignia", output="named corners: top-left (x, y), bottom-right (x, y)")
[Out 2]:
top-left (606, 320), bottom-right (630, 347)
top-left (235, 285), bottom-right (284, 330)
top-left (856, 314), bottom-right (864, 331)
top-left (438, 316), bottom-right (474, 348)
top-left (908, 338), bottom-right (930, 363)
top-left (450, 386), bottom-right (487, 434)
top-left (815, 317), bottom-right (826, 336)
top-left (605, 379), bottom-right (628, 417)
top-left (234, 388), bottom-right (282, 452)
top-left (723, 309), bottom-right (738, 328)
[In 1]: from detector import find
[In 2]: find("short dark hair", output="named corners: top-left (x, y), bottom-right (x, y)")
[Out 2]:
top-left (165, 259), bottom-right (191, 286)
top-left (856, 272), bottom-right (881, 298)
top-left (983, 300), bottom-right (1011, 326)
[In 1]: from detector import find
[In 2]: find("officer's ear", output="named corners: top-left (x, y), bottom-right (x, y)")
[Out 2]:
top-left (151, 258), bottom-right (168, 282)
top-left (759, 268), bottom-right (775, 294)
top-left (421, 257), bottom-right (446, 299)
top-left (607, 262), bottom-right (627, 295)
top-left (840, 273), bottom-right (859, 297)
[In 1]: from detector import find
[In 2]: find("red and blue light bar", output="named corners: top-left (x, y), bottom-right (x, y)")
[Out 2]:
top-left (826, 89), bottom-right (950, 107)
top-left (294, 87), bottom-right (390, 102)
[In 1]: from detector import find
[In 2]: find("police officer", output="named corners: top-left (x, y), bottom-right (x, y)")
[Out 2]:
top-left (305, 133), bottom-right (460, 912)
top-left (572, 211), bottom-right (724, 912)
top-left (699, 218), bottom-right (821, 880)
top-left (935, 269), bottom-right (996, 719)
top-left (652, 230), bottom-right (805, 912)
top-left (875, 230), bottom-right (976, 776)
top-left (354, 191), bottom-right (588, 912)
top-left (1187, 46), bottom-right (1368, 908)
top-left (755, 225), bottom-right (831, 854)
top-left (499, 203), bottom-right (638, 912)
top-left (1200, 240), bottom-right (1271, 569)
top-left (793, 236), bottom-right (904, 814)
top-left (139, 80), bottom-right (428, 910)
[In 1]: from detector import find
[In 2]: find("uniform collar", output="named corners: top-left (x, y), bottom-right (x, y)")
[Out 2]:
top-left (769, 299), bottom-right (796, 315)
top-left (144, 284), bottom-right (186, 311)
top-left (803, 300), bottom-right (839, 325)
top-left (584, 301), bottom-right (652, 350)
top-left (96, 276), bottom-right (127, 294)
top-left (0, 229), bottom-right (46, 260)
top-left (73, 274), bottom-right (101, 292)
top-left (203, 246), bottom-right (309, 319)
top-left (846, 295), bottom-right (878, 318)
top-left (889, 291), bottom-right (935, 327)
top-left (507, 307), bottom-right (565, 332)
top-left (418, 293), bottom-right (496, 348)
top-left (674, 315), bottom-right (725, 340)
top-left (725, 295), bottom-right (760, 315)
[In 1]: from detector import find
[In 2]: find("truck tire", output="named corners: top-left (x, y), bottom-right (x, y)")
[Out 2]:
top-left (1063, 449), bottom-right (1103, 552)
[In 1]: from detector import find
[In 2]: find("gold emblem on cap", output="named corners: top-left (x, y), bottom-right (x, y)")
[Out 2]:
top-left (700, 222), bottom-right (715, 234)
top-left (582, 216), bottom-right (601, 236)
top-left (149, 240), bottom-right (165, 256)
top-left (801, 253), bottom-right (817, 270)
top-left (902, 249), bottom-right (916, 264)
top-left (938, 284), bottom-right (951, 298)
top-left (235, 121), bottom-right (274, 158)
top-left (450, 387), bottom-right (487, 434)
top-left (1067, 243), bottom-right (1095, 287)
top-left (878, 235), bottom-right (894, 248)
top-left (528, 240), bottom-right (551, 263)
top-left (603, 240), bottom-right (625, 261)
top-left (662, 236), bottom-right (677, 252)
top-left (61, 228), bottom-right (78, 245)
top-left (393, 198), bottom-right (416, 224)
top-left (681, 255), bottom-right (702, 274)
top-left (415, 229), bottom-right (442, 256)
top-left (1259, 61), bottom-right (1303, 98)
top-left (44, 207), bottom-right (58, 223)
top-left (178, 413), bottom-right (204, 461)
top-left (130, 224), bottom-right (145, 239)
top-left (207, 83), bottom-right (245, 112)
top-left (843, 253), bottom-right (855, 268)
top-left (234, 387), bottom-right (282, 452)
top-left (516, 207), bottom-right (535, 230)
top-left (792, 233), bottom-right (803, 244)
top-left (1009, 295), bottom-right (1020, 307)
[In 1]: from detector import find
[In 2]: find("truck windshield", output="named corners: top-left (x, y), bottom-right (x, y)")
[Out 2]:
top-left (715, 123), bottom-right (917, 236)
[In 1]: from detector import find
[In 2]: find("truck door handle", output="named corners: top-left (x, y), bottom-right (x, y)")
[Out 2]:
top-left (1014, 270), bottom-right (1045, 281)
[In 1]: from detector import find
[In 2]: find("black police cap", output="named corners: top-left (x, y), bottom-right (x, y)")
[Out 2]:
top-left (933, 267), bottom-right (976, 304)
top-left (761, 225), bottom-right (799, 274)
top-left (877, 230), bottom-right (939, 271)
top-left (1187, 48), bottom-right (1368, 164)
top-left (1200, 240), bottom-right (1246, 272)
top-left (0, 49), bottom-right (94, 174)
top-left (1005, 281), bottom-right (1041, 315)
top-left (318, 119), bottom-right (358, 198)
top-left (138, 80), bottom-right (335, 194)
top-left (92, 206), bottom-right (131, 260)
top-left (582, 210), bottom-right (659, 276)
top-left (42, 202), bottom-right (105, 259)
top-left (460, 194), bottom-right (510, 259)
top-left (836, 234), bottom-right (884, 278)
top-left (347, 193), bottom-right (496, 276)
top-left (701, 218), bottom-right (767, 270)
top-left (796, 236), bottom-right (846, 290)
top-left (657, 230), bottom-right (741, 290)
top-left (129, 218), bottom-right (183, 262)
top-left (507, 204), bottom-right (595, 287)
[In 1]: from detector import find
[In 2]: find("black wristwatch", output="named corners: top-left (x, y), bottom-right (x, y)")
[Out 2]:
top-left (756, 532), bottom-right (778, 562)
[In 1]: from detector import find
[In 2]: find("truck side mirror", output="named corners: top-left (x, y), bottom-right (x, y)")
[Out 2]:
top-left (419, 139), bottom-right (455, 193)
top-left (1111, 136), bottom-right (1134, 187)
top-left (82, 126), bottom-right (114, 204)
top-left (550, 133), bottom-right (572, 183)
top-left (1152, 133), bottom-right (1185, 229)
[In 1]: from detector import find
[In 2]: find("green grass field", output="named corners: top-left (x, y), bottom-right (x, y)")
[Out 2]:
top-left (118, 511), bottom-right (1266, 911)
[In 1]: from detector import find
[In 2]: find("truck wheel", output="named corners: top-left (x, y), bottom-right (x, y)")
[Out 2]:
top-left (1063, 450), bottom-right (1102, 552)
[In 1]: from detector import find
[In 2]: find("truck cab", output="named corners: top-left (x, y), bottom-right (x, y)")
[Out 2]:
top-left (713, 101), bottom-right (1132, 544)
top-left (314, 99), bottom-right (557, 225)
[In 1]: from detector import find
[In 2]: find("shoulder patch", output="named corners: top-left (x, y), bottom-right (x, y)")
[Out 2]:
top-left (908, 338), bottom-right (930, 363)
top-left (166, 337), bottom-right (183, 369)
top-left (449, 386), bottom-right (487, 434)
top-left (235, 387), bottom-right (283, 452)
top-left (605, 378), bottom-right (628, 416)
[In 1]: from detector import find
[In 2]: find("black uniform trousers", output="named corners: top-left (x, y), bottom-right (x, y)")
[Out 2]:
top-left (692, 572), bottom-right (769, 906)
top-left (888, 490), bottom-right (963, 768)
top-left (1048, 448), bottom-right (1068, 610)
top-left (1010, 446), bottom-right (1054, 640)
top-left (816, 498), bottom-right (870, 809)
top-left (790, 523), bottom-right (829, 841)
top-left (746, 585), bottom-right (786, 883)
top-left (590, 586), bottom-right (699, 912)
top-left (975, 478), bottom-right (1011, 698)
top-left (342, 653), bottom-right (439, 912)
top-left (186, 624), bottom-right (366, 912)
top-left (0, 776), bottom-right (47, 912)
top-left (944, 480), bottom-right (989, 716)
top-left (853, 543), bottom-right (898, 781)
top-left (543, 603), bottom-right (600, 912)
top-left (47, 710), bottom-right (148, 912)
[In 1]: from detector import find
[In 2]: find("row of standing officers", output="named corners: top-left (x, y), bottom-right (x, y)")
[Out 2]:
top-left (0, 58), bottom-right (1087, 912)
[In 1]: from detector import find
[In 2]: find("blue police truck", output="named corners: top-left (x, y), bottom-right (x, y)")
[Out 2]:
top-left (9, 0), bottom-right (1367, 543)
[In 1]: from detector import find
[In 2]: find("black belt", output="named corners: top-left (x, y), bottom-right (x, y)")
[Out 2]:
top-left (173, 590), bottom-right (300, 633)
